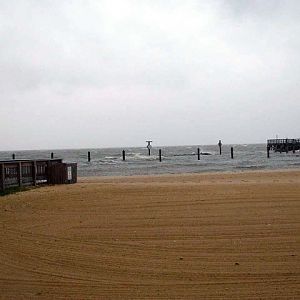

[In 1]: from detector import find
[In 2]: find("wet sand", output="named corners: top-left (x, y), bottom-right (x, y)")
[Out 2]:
top-left (1, 170), bottom-right (300, 299)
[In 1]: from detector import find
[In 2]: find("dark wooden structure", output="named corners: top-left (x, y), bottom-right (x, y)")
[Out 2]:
top-left (0, 159), bottom-right (77, 192)
top-left (267, 139), bottom-right (300, 153)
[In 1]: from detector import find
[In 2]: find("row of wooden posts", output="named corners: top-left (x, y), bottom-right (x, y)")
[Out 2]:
top-left (10, 141), bottom-right (291, 163)
top-left (86, 146), bottom-right (235, 162)
top-left (9, 147), bottom-right (233, 162)
top-left (7, 146), bottom-right (239, 163)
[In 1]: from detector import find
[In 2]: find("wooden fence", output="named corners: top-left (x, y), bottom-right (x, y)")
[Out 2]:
top-left (0, 159), bottom-right (77, 192)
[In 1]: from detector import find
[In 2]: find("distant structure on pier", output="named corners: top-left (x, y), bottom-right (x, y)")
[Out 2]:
top-left (267, 138), bottom-right (300, 153)
top-left (146, 140), bottom-right (152, 156)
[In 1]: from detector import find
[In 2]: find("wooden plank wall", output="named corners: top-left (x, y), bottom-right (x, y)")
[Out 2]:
top-left (0, 160), bottom-right (77, 192)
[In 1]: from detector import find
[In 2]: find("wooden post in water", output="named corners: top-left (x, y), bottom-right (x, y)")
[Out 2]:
top-left (88, 151), bottom-right (91, 162)
top-left (267, 146), bottom-right (270, 158)
top-left (159, 149), bottom-right (162, 162)
top-left (197, 148), bottom-right (200, 160)
top-left (218, 140), bottom-right (222, 155)
top-left (12, 153), bottom-right (15, 160)
top-left (122, 150), bottom-right (126, 161)
top-left (293, 144), bottom-right (295, 154)
top-left (286, 144), bottom-right (288, 154)
top-left (51, 152), bottom-right (54, 159)
top-left (231, 147), bottom-right (234, 159)
top-left (146, 141), bottom-right (152, 156)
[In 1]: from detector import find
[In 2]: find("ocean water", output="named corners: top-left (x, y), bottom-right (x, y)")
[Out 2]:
top-left (0, 144), bottom-right (299, 177)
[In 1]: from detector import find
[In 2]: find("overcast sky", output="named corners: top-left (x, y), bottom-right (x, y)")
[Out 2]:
top-left (0, 0), bottom-right (299, 150)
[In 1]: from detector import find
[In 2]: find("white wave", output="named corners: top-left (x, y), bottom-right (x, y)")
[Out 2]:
top-left (131, 153), bottom-right (157, 160)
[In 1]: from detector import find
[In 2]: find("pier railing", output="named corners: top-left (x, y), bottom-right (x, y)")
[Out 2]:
top-left (267, 139), bottom-right (300, 145)
top-left (267, 138), bottom-right (300, 153)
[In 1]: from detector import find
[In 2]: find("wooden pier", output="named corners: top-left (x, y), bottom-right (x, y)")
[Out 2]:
top-left (0, 159), bottom-right (77, 192)
top-left (267, 139), bottom-right (300, 153)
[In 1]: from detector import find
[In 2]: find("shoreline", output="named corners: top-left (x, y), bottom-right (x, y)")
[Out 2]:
top-left (78, 167), bottom-right (300, 182)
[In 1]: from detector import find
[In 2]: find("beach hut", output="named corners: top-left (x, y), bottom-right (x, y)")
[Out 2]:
top-left (0, 159), bottom-right (77, 192)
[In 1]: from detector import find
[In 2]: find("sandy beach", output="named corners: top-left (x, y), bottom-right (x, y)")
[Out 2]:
top-left (0, 169), bottom-right (299, 299)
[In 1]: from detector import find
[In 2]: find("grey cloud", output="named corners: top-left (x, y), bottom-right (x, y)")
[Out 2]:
top-left (0, 0), bottom-right (299, 150)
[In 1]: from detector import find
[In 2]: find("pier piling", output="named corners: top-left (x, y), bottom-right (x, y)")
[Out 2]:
top-left (12, 154), bottom-right (15, 160)
top-left (51, 152), bottom-right (54, 159)
top-left (218, 140), bottom-right (222, 155)
top-left (88, 151), bottom-right (91, 162)
top-left (231, 147), bottom-right (234, 159)
top-left (122, 150), bottom-right (126, 161)
top-left (159, 149), bottom-right (162, 162)
top-left (146, 141), bottom-right (152, 156)
top-left (267, 146), bottom-right (270, 158)
top-left (197, 148), bottom-right (200, 160)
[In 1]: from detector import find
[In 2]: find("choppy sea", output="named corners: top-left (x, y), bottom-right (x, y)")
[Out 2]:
top-left (0, 144), bottom-right (299, 177)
